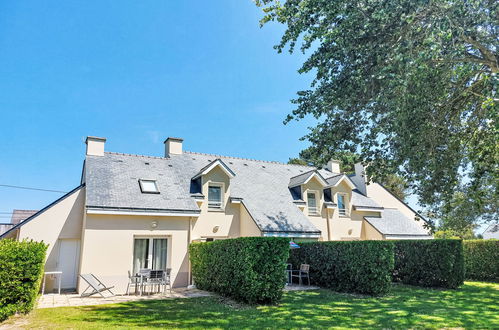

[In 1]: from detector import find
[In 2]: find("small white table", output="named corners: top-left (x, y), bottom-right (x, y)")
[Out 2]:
top-left (41, 271), bottom-right (62, 295)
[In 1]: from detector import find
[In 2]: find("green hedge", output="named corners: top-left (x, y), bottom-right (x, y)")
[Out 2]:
top-left (393, 239), bottom-right (464, 288)
top-left (288, 241), bottom-right (394, 295)
top-left (189, 237), bottom-right (289, 304)
top-left (463, 240), bottom-right (499, 282)
top-left (0, 239), bottom-right (47, 321)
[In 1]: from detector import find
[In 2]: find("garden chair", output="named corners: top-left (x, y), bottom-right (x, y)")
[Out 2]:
top-left (137, 268), bottom-right (151, 295)
top-left (79, 274), bottom-right (115, 298)
top-left (291, 264), bottom-right (310, 286)
top-left (146, 269), bottom-right (173, 294)
top-left (126, 270), bottom-right (140, 295)
top-left (143, 270), bottom-right (164, 294)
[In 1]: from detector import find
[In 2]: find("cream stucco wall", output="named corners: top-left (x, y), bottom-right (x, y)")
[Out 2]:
top-left (301, 176), bottom-right (329, 240)
top-left (239, 202), bottom-right (261, 237)
top-left (17, 187), bottom-right (85, 292)
top-left (78, 214), bottom-right (191, 293)
top-left (360, 220), bottom-right (384, 240)
top-left (192, 166), bottom-right (240, 239)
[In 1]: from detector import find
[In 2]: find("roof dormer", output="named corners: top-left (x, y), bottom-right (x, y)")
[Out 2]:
top-left (288, 170), bottom-right (328, 189)
top-left (190, 159), bottom-right (235, 209)
top-left (191, 158), bottom-right (235, 181)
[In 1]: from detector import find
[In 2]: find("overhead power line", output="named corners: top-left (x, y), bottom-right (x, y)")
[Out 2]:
top-left (0, 184), bottom-right (67, 194)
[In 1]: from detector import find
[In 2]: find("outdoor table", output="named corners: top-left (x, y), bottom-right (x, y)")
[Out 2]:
top-left (41, 271), bottom-right (62, 295)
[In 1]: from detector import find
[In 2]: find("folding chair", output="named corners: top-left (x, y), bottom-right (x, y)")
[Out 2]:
top-left (79, 274), bottom-right (115, 298)
top-left (291, 264), bottom-right (310, 286)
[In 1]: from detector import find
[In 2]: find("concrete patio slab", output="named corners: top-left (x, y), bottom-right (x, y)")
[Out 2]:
top-left (284, 284), bottom-right (320, 291)
top-left (36, 288), bottom-right (211, 309)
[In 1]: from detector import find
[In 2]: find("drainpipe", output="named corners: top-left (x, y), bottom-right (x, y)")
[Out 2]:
top-left (188, 217), bottom-right (192, 286)
top-left (326, 208), bottom-right (332, 241)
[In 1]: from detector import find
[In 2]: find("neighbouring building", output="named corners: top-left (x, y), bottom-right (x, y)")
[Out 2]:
top-left (1, 136), bottom-right (431, 293)
top-left (483, 223), bottom-right (499, 239)
top-left (0, 209), bottom-right (38, 236)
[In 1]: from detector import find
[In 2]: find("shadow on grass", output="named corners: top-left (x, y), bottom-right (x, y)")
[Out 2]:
top-left (32, 282), bottom-right (498, 329)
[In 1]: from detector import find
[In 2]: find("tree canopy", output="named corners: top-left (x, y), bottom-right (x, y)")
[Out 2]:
top-left (258, 0), bottom-right (498, 223)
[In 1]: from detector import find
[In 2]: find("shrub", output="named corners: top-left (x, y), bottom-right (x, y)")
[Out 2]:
top-left (288, 241), bottom-right (394, 295)
top-left (463, 240), bottom-right (499, 282)
top-left (0, 239), bottom-right (47, 321)
top-left (189, 237), bottom-right (289, 304)
top-left (393, 239), bottom-right (464, 288)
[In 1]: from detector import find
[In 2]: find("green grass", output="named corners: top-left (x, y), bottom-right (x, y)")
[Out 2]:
top-left (4, 282), bottom-right (498, 329)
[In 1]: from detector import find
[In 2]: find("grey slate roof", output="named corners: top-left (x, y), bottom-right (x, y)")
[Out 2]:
top-left (364, 209), bottom-right (429, 236)
top-left (85, 153), bottom-right (200, 213)
top-left (85, 151), bottom-right (322, 233)
top-left (351, 189), bottom-right (382, 208)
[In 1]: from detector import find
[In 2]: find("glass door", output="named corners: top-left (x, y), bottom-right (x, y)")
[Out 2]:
top-left (133, 237), bottom-right (168, 274)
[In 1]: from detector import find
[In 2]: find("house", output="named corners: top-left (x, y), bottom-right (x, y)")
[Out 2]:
top-left (0, 209), bottom-right (38, 236)
top-left (0, 136), bottom-right (431, 293)
top-left (483, 223), bottom-right (499, 239)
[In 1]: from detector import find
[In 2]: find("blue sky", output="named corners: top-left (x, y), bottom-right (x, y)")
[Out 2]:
top-left (0, 1), bottom-right (319, 219)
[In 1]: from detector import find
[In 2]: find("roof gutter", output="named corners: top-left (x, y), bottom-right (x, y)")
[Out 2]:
top-left (86, 206), bottom-right (200, 217)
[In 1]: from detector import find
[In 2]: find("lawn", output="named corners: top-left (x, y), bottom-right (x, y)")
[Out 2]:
top-left (3, 282), bottom-right (498, 329)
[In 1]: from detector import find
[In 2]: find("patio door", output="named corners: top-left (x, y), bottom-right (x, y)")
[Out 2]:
top-left (133, 238), bottom-right (168, 274)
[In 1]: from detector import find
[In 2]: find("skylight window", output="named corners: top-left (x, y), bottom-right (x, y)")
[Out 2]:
top-left (139, 179), bottom-right (159, 194)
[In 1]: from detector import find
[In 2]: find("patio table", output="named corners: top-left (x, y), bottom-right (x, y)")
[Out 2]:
top-left (41, 271), bottom-right (62, 295)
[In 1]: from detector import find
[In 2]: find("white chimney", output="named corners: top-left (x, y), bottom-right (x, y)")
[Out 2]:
top-left (352, 162), bottom-right (367, 195)
top-left (327, 159), bottom-right (341, 173)
top-left (85, 136), bottom-right (106, 156)
top-left (164, 137), bottom-right (183, 157)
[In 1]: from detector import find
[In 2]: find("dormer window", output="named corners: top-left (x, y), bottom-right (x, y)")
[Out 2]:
top-left (139, 179), bottom-right (159, 194)
top-left (337, 193), bottom-right (348, 216)
top-left (208, 183), bottom-right (223, 209)
top-left (307, 191), bottom-right (319, 215)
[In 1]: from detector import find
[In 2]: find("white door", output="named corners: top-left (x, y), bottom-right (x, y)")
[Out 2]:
top-left (58, 239), bottom-right (80, 289)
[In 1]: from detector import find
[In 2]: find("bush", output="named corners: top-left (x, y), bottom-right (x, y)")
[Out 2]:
top-left (189, 237), bottom-right (289, 304)
top-left (0, 239), bottom-right (47, 321)
top-left (288, 241), bottom-right (394, 295)
top-left (463, 240), bottom-right (499, 282)
top-left (393, 239), bottom-right (464, 288)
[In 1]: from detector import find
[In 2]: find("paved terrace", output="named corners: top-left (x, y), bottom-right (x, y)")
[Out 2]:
top-left (36, 285), bottom-right (319, 309)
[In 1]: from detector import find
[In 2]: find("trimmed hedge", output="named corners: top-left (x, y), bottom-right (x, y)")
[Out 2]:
top-left (463, 240), bottom-right (499, 282)
top-left (289, 241), bottom-right (394, 295)
top-left (0, 239), bottom-right (47, 321)
top-left (189, 237), bottom-right (289, 304)
top-left (393, 239), bottom-right (464, 288)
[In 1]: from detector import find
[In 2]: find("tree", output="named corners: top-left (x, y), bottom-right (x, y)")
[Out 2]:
top-left (288, 147), bottom-right (410, 200)
top-left (257, 0), bottom-right (498, 222)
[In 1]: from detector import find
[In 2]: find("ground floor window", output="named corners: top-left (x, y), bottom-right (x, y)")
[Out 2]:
top-left (133, 237), bottom-right (168, 274)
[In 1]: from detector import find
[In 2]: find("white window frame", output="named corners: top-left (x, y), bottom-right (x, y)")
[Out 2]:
top-left (132, 236), bottom-right (169, 273)
top-left (337, 193), bottom-right (348, 217)
top-left (207, 182), bottom-right (224, 210)
top-left (138, 179), bottom-right (160, 194)
top-left (307, 190), bottom-right (320, 216)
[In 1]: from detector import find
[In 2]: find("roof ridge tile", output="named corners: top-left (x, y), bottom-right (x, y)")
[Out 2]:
top-left (184, 150), bottom-right (313, 167)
